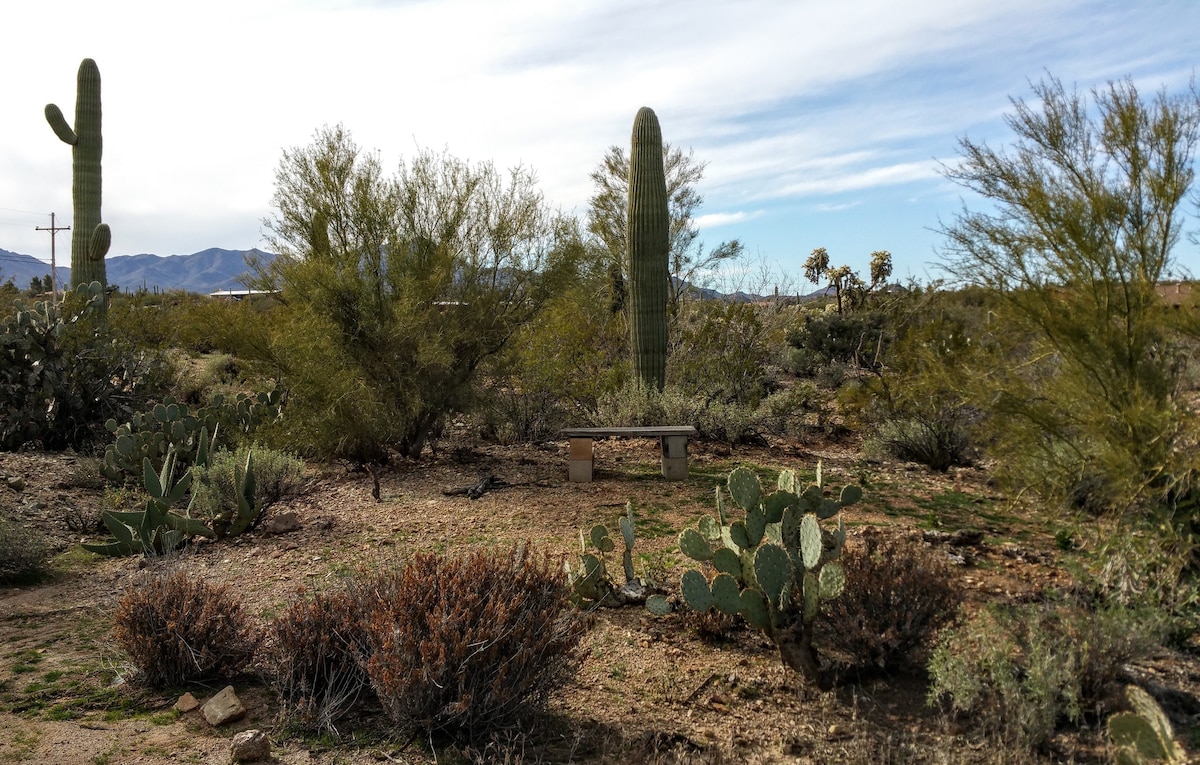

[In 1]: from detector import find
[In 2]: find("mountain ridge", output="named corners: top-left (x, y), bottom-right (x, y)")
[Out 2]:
top-left (0, 247), bottom-right (273, 294)
top-left (2, 246), bottom-right (828, 302)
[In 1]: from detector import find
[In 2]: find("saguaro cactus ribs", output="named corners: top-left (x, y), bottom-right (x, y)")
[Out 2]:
top-left (46, 57), bottom-right (110, 288)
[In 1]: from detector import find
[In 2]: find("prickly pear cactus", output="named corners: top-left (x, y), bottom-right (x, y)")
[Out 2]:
top-left (567, 502), bottom-right (670, 613)
top-left (101, 389), bottom-right (283, 482)
top-left (627, 106), bottom-right (669, 391)
top-left (677, 464), bottom-right (858, 689)
top-left (46, 58), bottom-right (110, 289)
top-left (1108, 685), bottom-right (1187, 765)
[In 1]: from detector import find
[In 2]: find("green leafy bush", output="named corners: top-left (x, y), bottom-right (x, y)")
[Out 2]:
top-left (592, 382), bottom-right (764, 445)
top-left (784, 308), bottom-right (888, 378)
top-left (1086, 527), bottom-right (1200, 648)
top-left (939, 76), bottom-right (1200, 518)
top-left (113, 568), bottom-right (258, 687)
top-left (479, 280), bottom-right (628, 445)
top-left (170, 352), bottom-right (241, 407)
top-left (263, 586), bottom-right (372, 736)
top-left (0, 517), bottom-right (51, 584)
top-left (754, 384), bottom-right (831, 440)
top-left (818, 534), bottom-right (962, 673)
top-left (927, 599), bottom-right (1162, 752)
top-left (253, 127), bottom-right (580, 464)
top-left (668, 300), bottom-right (780, 407)
top-left (106, 289), bottom-right (210, 351)
top-left (189, 446), bottom-right (303, 536)
top-left (864, 407), bottom-right (975, 472)
top-left (363, 544), bottom-right (587, 742)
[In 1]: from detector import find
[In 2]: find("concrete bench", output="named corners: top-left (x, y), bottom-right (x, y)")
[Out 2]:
top-left (560, 426), bottom-right (698, 482)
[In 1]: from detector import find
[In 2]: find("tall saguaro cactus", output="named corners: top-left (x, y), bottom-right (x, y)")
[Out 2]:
top-left (46, 58), bottom-right (110, 289)
top-left (627, 107), bottom-right (669, 391)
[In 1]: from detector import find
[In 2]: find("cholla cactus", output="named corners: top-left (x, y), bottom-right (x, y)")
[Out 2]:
top-left (678, 464), bottom-right (859, 689)
top-left (46, 58), bottom-right (110, 288)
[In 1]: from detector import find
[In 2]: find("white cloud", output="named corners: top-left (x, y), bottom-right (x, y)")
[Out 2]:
top-left (694, 210), bottom-right (764, 230)
top-left (815, 202), bottom-right (862, 213)
top-left (1, 0), bottom-right (1198, 279)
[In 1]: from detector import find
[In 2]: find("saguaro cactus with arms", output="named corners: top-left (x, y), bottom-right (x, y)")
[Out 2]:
top-left (46, 58), bottom-right (110, 288)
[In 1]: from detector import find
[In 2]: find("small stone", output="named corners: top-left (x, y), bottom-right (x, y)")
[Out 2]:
top-left (173, 692), bottom-right (200, 713)
top-left (5, 476), bottom-right (25, 492)
top-left (230, 729), bottom-right (271, 762)
top-left (262, 511), bottom-right (301, 534)
top-left (202, 686), bottom-right (245, 726)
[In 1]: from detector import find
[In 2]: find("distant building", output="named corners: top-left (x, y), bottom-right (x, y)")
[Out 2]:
top-left (207, 289), bottom-right (279, 301)
top-left (1156, 281), bottom-right (1194, 308)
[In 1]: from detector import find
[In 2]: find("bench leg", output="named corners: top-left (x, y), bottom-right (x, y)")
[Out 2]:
top-left (660, 435), bottom-right (689, 480)
top-left (568, 437), bottom-right (594, 482)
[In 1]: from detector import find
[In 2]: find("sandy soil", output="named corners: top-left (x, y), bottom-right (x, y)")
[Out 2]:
top-left (0, 436), bottom-right (1196, 764)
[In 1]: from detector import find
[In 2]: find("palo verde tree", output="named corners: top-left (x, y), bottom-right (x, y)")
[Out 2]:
top-left (939, 75), bottom-right (1200, 515)
top-left (257, 125), bottom-right (580, 465)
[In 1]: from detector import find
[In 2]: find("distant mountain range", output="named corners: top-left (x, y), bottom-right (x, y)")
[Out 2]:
top-left (1, 245), bottom-right (832, 302)
top-left (0, 247), bottom-right (274, 294)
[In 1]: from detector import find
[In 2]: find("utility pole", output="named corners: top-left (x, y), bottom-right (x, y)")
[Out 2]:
top-left (34, 212), bottom-right (69, 304)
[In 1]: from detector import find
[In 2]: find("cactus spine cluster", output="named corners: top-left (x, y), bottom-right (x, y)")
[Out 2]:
top-left (627, 107), bottom-right (669, 391)
top-left (678, 464), bottom-right (860, 689)
top-left (46, 58), bottom-right (110, 289)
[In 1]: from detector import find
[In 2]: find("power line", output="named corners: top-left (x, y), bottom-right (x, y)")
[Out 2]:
top-left (0, 206), bottom-right (48, 216)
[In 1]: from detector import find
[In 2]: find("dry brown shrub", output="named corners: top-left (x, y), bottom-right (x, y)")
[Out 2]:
top-left (262, 586), bottom-right (372, 735)
top-left (819, 532), bottom-right (964, 673)
top-left (363, 543), bottom-right (588, 742)
top-left (113, 568), bottom-right (258, 687)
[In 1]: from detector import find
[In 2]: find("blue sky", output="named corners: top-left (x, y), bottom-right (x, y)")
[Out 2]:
top-left (1, 0), bottom-right (1197, 290)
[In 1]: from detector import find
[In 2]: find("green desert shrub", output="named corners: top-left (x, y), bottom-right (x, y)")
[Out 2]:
top-left (170, 292), bottom-right (278, 356)
top-left (927, 598), bottom-right (1162, 752)
top-left (253, 128), bottom-right (581, 464)
top-left (363, 544), bottom-right (588, 743)
top-left (189, 445), bottom-right (304, 536)
top-left (864, 407), bottom-right (976, 472)
top-left (0, 517), bottom-right (51, 584)
top-left (591, 382), bottom-right (764, 445)
top-left (170, 352), bottom-right (243, 406)
top-left (113, 568), bottom-right (259, 687)
top-left (784, 308), bottom-right (889, 378)
top-left (106, 289), bottom-right (209, 351)
top-left (668, 300), bottom-right (781, 407)
top-left (479, 280), bottom-right (628, 444)
top-left (1085, 526), bottom-right (1200, 649)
